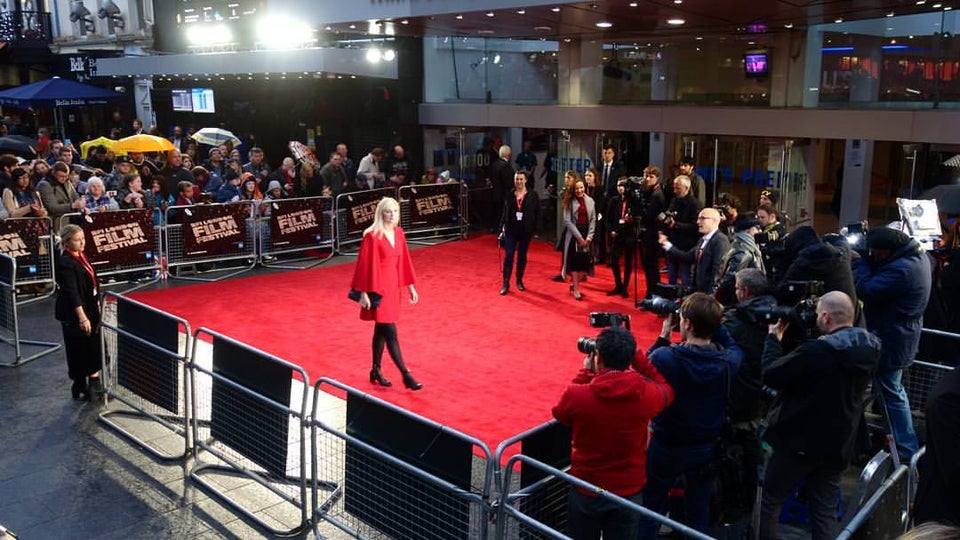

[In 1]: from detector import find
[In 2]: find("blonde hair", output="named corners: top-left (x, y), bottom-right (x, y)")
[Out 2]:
top-left (58, 224), bottom-right (83, 253)
top-left (364, 197), bottom-right (401, 237)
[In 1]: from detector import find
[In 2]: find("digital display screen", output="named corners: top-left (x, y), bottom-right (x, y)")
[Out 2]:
top-left (744, 52), bottom-right (768, 76)
top-left (191, 88), bottom-right (215, 113)
top-left (171, 88), bottom-right (193, 112)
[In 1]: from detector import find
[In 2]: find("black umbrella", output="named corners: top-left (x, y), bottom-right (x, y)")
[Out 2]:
top-left (919, 184), bottom-right (960, 214)
top-left (0, 135), bottom-right (37, 157)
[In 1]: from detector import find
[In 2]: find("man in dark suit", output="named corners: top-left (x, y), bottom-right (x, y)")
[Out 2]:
top-left (169, 125), bottom-right (189, 153)
top-left (659, 207), bottom-right (730, 294)
top-left (489, 144), bottom-right (515, 231)
top-left (599, 143), bottom-right (627, 197)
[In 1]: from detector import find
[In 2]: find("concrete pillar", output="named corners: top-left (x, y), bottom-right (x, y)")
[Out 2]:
top-left (578, 40), bottom-right (604, 105)
top-left (802, 28), bottom-right (823, 108)
top-left (132, 77), bottom-right (155, 129)
top-left (648, 131), bottom-right (676, 178)
top-left (839, 139), bottom-right (874, 226)
top-left (650, 47), bottom-right (677, 101)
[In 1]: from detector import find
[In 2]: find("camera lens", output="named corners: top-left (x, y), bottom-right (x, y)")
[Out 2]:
top-left (577, 337), bottom-right (596, 354)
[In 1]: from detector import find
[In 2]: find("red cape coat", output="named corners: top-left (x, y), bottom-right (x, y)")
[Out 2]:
top-left (350, 227), bottom-right (416, 322)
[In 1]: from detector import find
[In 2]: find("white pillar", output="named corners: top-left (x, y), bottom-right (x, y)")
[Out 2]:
top-left (133, 77), bottom-right (155, 129)
top-left (839, 139), bottom-right (874, 226)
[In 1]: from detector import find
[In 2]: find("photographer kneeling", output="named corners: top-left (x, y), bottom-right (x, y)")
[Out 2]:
top-left (552, 326), bottom-right (674, 540)
top-left (639, 293), bottom-right (744, 539)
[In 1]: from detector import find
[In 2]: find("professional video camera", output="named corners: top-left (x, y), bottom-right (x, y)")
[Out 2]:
top-left (578, 312), bottom-right (632, 354)
top-left (621, 176), bottom-right (650, 220)
top-left (745, 280), bottom-right (824, 340)
top-left (637, 283), bottom-right (690, 315)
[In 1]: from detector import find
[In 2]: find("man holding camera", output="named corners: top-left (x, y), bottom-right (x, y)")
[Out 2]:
top-left (638, 166), bottom-right (667, 299)
top-left (553, 326), bottom-right (674, 540)
top-left (759, 291), bottom-right (880, 540)
top-left (660, 176), bottom-right (704, 288)
top-left (638, 292), bottom-right (743, 538)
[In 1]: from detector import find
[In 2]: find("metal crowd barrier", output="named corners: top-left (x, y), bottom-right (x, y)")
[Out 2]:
top-left (310, 377), bottom-right (495, 540)
top-left (98, 292), bottom-right (193, 460)
top-left (839, 451), bottom-right (895, 530)
top-left (0, 216), bottom-right (55, 304)
top-left (259, 195), bottom-right (336, 270)
top-left (58, 209), bottom-right (162, 292)
top-left (163, 201), bottom-right (258, 282)
top-left (334, 187), bottom-right (398, 255)
top-left (189, 328), bottom-right (311, 536)
top-left (835, 464), bottom-right (910, 540)
top-left (0, 253), bottom-right (61, 367)
top-left (494, 421), bottom-right (713, 540)
top-left (398, 182), bottom-right (469, 245)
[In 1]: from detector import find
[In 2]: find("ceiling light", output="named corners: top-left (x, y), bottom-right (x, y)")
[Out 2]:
top-left (366, 48), bottom-right (382, 63)
top-left (401, 19), bottom-right (408, 24)
top-left (455, 14), bottom-right (463, 19)
top-left (517, 9), bottom-right (525, 14)
top-left (551, 7), bottom-right (561, 12)
top-left (563, 37), bottom-right (572, 42)
top-left (629, 2), bottom-right (638, 5)
top-left (667, 18), bottom-right (685, 25)
top-left (784, 23), bottom-right (794, 28)
top-left (534, 25), bottom-right (552, 31)
top-left (325, 25), bottom-right (331, 30)
top-left (933, 2), bottom-right (942, 6)
top-left (349, 24), bottom-right (356, 29)
top-left (486, 12), bottom-right (494, 17)
top-left (596, 21), bottom-right (612, 28)
top-left (383, 49), bottom-right (396, 61)
top-left (891, 39), bottom-right (897, 44)
top-left (916, 0), bottom-right (926, 3)
top-left (834, 18), bottom-right (843, 23)
top-left (478, 29), bottom-right (495, 34)
top-left (695, 36), bottom-right (703, 40)
top-left (674, 0), bottom-right (683, 3)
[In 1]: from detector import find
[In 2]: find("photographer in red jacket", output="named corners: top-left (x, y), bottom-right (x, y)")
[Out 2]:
top-left (552, 326), bottom-right (674, 540)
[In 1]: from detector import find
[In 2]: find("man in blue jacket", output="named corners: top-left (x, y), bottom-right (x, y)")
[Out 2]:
top-left (852, 227), bottom-right (932, 460)
top-left (639, 292), bottom-right (743, 538)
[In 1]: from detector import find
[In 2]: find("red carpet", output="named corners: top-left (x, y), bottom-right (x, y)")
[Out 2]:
top-left (131, 234), bottom-right (663, 452)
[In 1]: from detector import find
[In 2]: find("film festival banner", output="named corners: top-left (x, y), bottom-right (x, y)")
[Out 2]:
top-left (82, 209), bottom-right (155, 268)
top-left (181, 203), bottom-right (250, 257)
top-left (406, 184), bottom-right (460, 227)
top-left (267, 198), bottom-right (325, 248)
top-left (342, 189), bottom-right (390, 237)
top-left (0, 218), bottom-right (48, 281)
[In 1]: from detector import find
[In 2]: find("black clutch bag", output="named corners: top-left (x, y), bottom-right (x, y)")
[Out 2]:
top-left (348, 289), bottom-right (382, 309)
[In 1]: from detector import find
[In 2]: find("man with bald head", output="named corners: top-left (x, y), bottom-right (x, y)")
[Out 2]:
top-left (659, 206), bottom-right (730, 294)
top-left (758, 290), bottom-right (880, 540)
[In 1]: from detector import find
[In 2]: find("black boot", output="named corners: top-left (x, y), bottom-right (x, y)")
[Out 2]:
top-left (71, 379), bottom-right (88, 401)
top-left (500, 282), bottom-right (509, 295)
top-left (402, 371), bottom-right (423, 391)
top-left (370, 359), bottom-right (392, 387)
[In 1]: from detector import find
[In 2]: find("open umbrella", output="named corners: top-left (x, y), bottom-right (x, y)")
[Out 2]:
top-left (191, 128), bottom-right (241, 147)
top-left (943, 154), bottom-right (960, 168)
top-left (113, 134), bottom-right (175, 154)
top-left (0, 135), bottom-right (37, 157)
top-left (80, 136), bottom-right (117, 159)
top-left (920, 184), bottom-right (960, 214)
top-left (288, 141), bottom-right (319, 166)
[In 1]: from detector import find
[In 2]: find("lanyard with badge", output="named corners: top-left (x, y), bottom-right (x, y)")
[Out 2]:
top-left (515, 193), bottom-right (525, 222)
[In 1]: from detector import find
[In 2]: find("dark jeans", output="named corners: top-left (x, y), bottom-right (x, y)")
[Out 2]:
top-left (759, 450), bottom-right (842, 540)
top-left (638, 437), bottom-right (716, 539)
top-left (568, 487), bottom-right (643, 540)
top-left (502, 231), bottom-right (531, 284)
top-left (609, 238), bottom-right (636, 290)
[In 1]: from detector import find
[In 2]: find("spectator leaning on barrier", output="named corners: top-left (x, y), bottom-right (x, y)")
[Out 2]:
top-left (37, 161), bottom-right (85, 221)
top-left (82, 177), bottom-right (119, 213)
top-left (639, 292), bottom-right (744, 539)
top-left (852, 226), bottom-right (932, 460)
top-left (759, 291), bottom-right (880, 540)
top-left (913, 366), bottom-right (960, 526)
top-left (552, 326), bottom-right (673, 540)
top-left (3, 168), bottom-right (47, 219)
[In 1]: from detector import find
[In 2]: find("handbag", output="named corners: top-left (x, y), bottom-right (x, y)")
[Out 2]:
top-left (348, 289), bottom-right (382, 309)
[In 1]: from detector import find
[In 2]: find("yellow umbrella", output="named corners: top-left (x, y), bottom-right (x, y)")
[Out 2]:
top-left (113, 134), bottom-right (175, 154)
top-left (80, 136), bottom-right (116, 159)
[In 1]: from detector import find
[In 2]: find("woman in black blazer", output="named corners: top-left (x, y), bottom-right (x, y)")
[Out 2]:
top-left (55, 224), bottom-right (103, 400)
top-left (499, 170), bottom-right (541, 295)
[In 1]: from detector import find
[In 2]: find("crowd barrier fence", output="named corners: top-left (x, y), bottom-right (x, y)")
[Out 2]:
top-left (493, 420), bottom-right (713, 540)
top-left (58, 209), bottom-right (162, 292)
top-left (398, 182), bottom-right (469, 245)
top-left (163, 201), bottom-right (258, 282)
top-left (839, 451), bottom-right (895, 530)
top-left (0, 253), bottom-right (61, 367)
top-left (0, 216), bottom-right (55, 304)
top-left (259, 195), bottom-right (336, 269)
top-left (334, 187), bottom-right (398, 255)
top-left (98, 292), bottom-right (193, 460)
top-left (309, 377), bottom-right (495, 540)
top-left (835, 464), bottom-right (910, 540)
top-left (189, 327), bottom-right (311, 536)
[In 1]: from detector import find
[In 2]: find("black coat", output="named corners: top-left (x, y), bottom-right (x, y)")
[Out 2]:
top-left (914, 368), bottom-right (960, 525)
top-left (598, 161), bottom-right (626, 197)
top-left (779, 241), bottom-right (858, 306)
top-left (501, 190), bottom-right (541, 237)
top-left (55, 251), bottom-right (100, 334)
top-left (762, 327), bottom-right (880, 471)
top-left (665, 194), bottom-right (703, 251)
top-left (490, 158), bottom-right (515, 204)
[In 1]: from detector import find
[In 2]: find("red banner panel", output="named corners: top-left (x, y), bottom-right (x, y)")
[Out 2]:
top-left (181, 203), bottom-right (250, 257)
top-left (82, 209), bottom-right (155, 268)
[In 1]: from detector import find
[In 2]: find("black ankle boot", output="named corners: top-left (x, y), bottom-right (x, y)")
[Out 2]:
top-left (402, 371), bottom-right (423, 391)
top-left (370, 369), bottom-right (392, 387)
top-left (499, 282), bottom-right (509, 295)
top-left (71, 380), bottom-right (88, 401)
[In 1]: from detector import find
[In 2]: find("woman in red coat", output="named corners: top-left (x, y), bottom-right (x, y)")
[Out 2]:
top-left (351, 197), bottom-right (423, 390)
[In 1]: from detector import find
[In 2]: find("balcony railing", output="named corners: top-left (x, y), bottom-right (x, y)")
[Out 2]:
top-left (0, 10), bottom-right (53, 44)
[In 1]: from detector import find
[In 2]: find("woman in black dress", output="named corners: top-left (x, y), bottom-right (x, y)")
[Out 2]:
top-left (55, 224), bottom-right (103, 401)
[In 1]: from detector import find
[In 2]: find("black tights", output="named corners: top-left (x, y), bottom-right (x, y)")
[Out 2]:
top-left (372, 322), bottom-right (409, 374)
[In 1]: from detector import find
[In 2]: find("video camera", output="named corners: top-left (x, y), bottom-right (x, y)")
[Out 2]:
top-left (744, 280), bottom-right (824, 339)
top-left (621, 176), bottom-right (650, 219)
top-left (841, 222), bottom-right (868, 253)
top-left (657, 210), bottom-right (678, 229)
top-left (637, 283), bottom-right (690, 316)
top-left (578, 312), bottom-right (632, 354)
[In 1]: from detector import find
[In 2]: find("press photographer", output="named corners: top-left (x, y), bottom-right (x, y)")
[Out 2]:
top-left (777, 225), bottom-right (858, 307)
top-left (638, 166), bottom-right (667, 299)
top-left (714, 212), bottom-right (765, 307)
top-left (553, 326), bottom-right (674, 540)
top-left (759, 291), bottom-right (880, 540)
top-left (638, 293), bottom-right (744, 539)
top-left (659, 175), bottom-right (703, 287)
top-left (755, 203), bottom-right (787, 281)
